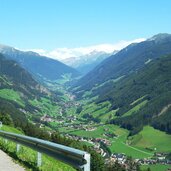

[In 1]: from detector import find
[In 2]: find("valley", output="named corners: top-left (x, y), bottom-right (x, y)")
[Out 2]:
top-left (28, 74), bottom-right (170, 171)
top-left (1, 34), bottom-right (171, 171)
top-left (1, 1), bottom-right (171, 170)
top-left (1, 64), bottom-right (171, 170)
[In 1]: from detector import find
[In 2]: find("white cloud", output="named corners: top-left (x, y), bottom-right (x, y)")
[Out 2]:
top-left (25, 38), bottom-right (146, 60)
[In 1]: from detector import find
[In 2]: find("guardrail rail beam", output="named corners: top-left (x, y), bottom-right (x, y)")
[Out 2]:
top-left (0, 130), bottom-right (90, 171)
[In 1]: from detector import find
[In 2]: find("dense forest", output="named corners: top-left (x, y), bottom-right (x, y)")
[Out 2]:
top-left (88, 54), bottom-right (171, 135)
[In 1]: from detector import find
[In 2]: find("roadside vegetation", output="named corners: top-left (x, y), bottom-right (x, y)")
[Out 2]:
top-left (0, 125), bottom-right (75, 171)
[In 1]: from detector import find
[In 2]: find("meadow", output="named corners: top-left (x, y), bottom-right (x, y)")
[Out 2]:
top-left (122, 100), bottom-right (148, 117)
top-left (29, 97), bottom-right (61, 117)
top-left (69, 124), bottom-right (153, 159)
top-left (141, 164), bottom-right (171, 171)
top-left (0, 88), bottom-right (25, 107)
top-left (130, 126), bottom-right (171, 152)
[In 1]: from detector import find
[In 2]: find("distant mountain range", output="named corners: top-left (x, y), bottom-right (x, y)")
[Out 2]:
top-left (62, 51), bottom-right (116, 75)
top-left (74, 33), bottom-right (171, 91)
top-left (0, 44), bottom-right (79, 81)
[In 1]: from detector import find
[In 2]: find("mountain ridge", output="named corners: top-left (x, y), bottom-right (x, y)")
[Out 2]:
top-left (73, 33), bottom-right (171, 92)
top-left (0, 44), bottom-right (80, 81)
top-left (62, 51), bottom-right (114, 75)
top-left (0, 53), bottom-right (45, 128)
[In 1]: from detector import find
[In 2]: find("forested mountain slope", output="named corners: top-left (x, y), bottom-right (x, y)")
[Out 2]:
top-left (0, 44), bottom-right (79, 81)
top-left (0, 53), bottom-right (50, 127)
top-left (74, 33), bottom-right (171, 92)
top-left (92, 54), bottom-right (171, 135)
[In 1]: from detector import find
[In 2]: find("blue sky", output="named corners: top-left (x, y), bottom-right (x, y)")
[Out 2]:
top-left (0, 0), bottom-right (171, 53)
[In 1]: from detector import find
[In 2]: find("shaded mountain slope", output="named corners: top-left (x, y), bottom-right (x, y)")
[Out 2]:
top-left (0, 54), bottom-right (55, 127)
top-left (0, 45), bottom-right (79, 81)
top-left (74, 33), bottom-right (171, 92)
top-left (0, 53), bottom-right (44, 98)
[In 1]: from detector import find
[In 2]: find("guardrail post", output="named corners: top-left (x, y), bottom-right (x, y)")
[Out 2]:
top-left (83, 153), bottom-right (90, 171)
top-left (4, 139), bottom-right (8, 143)
top-left (37, 152), bottom-right (42, 167)
top-left (16, 144), bottom-right (20, 152)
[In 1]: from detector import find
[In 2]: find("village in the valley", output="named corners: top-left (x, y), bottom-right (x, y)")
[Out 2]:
top-left (40, 108), bottom-right (171, 169)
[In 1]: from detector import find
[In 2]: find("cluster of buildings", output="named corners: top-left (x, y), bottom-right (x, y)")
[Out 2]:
top-left (66, 131), bottom-right (171, 168)
top-left (40, 114), bottom-right (77, 124)
top-left (106, 153), bottom-right (171, 170)
top-left (107, 153), bottom-right (127, 164)
top-left (65, 133), bottom-right (111, 157)
top-left (137, 153), bottom-right (171, 165)
top-left (137, 158), bottom-right (171, 165)
top-left (95, 138), bottom-right (111, 146)
top-left (62, 100), bottom-right (79, 108)
top-left (39, 107), bottom-right (171, 169)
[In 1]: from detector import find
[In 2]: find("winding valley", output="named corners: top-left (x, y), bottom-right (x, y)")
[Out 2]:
top-left (0, 34), bottom-right (171, 171)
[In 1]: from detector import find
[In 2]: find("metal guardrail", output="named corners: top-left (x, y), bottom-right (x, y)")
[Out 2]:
top-left (0, 130), bottom-right (90, 171)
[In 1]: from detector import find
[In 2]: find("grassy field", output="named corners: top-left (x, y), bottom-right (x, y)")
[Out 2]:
top-left (1, 125), bottom-right (24, 134)
top-left (99, 109), bottom-right (118, 122)
top-left (0, 125), bottom-right (75, 171)
top-left (130, 95), bottom-right (147, 106)
top-left (92, 101), bottom-right (111, 116)
top-left (0, 89), bottom-right (25, 107)
top-left (69, 124), bottom-right (153, 159)
top-left (58, 126), bottom-right (78, 133)
top-left (66, 106), bottom-right (77, 116)
top-left (129, 126), bottom-right (171, 152)
top-left (79, 101), bottom-right (113, 121)
top-left (70, 124), bottom-right (116, 138)
top-left (55, 73), bottom-right (72, 85)
top-left (0, 76), bottom-right (13, 86)
top-left (108, 126), bottom-right (153, 159)
top-left (109, 134), bottom-right (153, 159)
top-left (29, 97), bottom-right (61, 117)
top-left (82, 90), bottom-right (92, 98)
top-left (79, 102), bottom-right (99, 116)
top-left (80, 94), bottom-right (148, 122)
top-left (122, 100), bottom-right (148, 117)
top-left (141, 164), bottom-right (171, 171)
